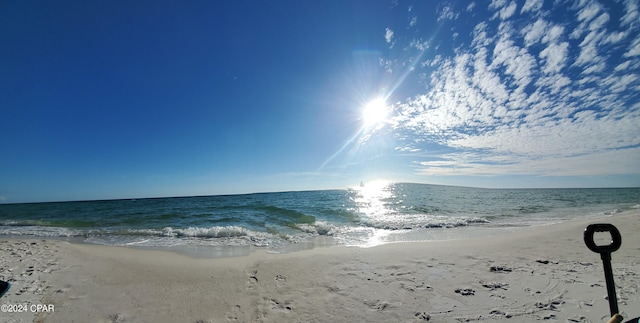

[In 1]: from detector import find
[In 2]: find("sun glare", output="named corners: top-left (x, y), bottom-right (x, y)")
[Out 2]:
top-left (362, 98), bottom-right (388, 127)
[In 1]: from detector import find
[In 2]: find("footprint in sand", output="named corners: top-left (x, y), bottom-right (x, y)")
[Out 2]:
top-left (489, 309), bottom-right (513, 318)
top-left (246, 269), bottom-right (258, 290)
top-left (489, 265), bottom-right (513, 273)
top-left (108, 313), bottom-right (125, 323)
top-left (414, 312), bottom-right (431, 320)
top-left (267, 298), bottom-right (292, 313)
top-left (455, 288), bottom-right (475, 296)
top-left (21, 265), bottom-right (35, 277)
top-left (535, 298), bottom-right (564, 311)
top-left (363, 299), bottom-right (394, 311)
top-left (225, 304), bottom-right (242, 322)
top-left (481, 282), bottom-right (509, 291)
top-left (275, 274), bottom-right (286, 288)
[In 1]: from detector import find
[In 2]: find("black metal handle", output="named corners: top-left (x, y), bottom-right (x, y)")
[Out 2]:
top-left (0, 280), bottom-right (9, 299)
top-left (584, 223), bottom-right (621, 254)
top-left (584, 223), bottom-right (622, 317)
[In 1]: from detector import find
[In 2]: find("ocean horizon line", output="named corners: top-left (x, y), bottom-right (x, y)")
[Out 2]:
top-left (3, 181), bottom-right (640, 205)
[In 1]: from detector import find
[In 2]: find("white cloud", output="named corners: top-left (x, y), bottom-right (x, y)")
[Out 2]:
top-left (589, 12), bottom-right (609, 30)
top-left (614, 61), bottom-right (631, 72)
top-left (577, 1), bottom-right (602, 23)
top-left (385, 28), bottom-right (394, 43)
top-left (603, 74), bottom-right (638, 93)
top-left (379, 0), bottom-right (640, 179)
top-left (539, 42), bottom-right (569, 74)
top-left (522, 18), bottom-right (547, 46)
top-left (604, 31), bottom-right (628, 44)
top-left (491, 31), bottom-right (536, 91)
top-left (624, 35), bottom-right (640, 57)
top-left (581, 61), bottom-right (606, 74)
top-left (571, 5), bottom-right (615, 74)
top-left (409, 16), bottom-right (417, 27)
top-left (410, 39), bottom-right (429, 51)
top-left (542, 25), bottom-right (564, 43)
top-left (489, 0), bottom-right (517, 20)
top-left (621, 0), bottom-right (639, 27)
top-left (489, 0), bottom-right (507, 10)
top-left (466, 2), bottom-right (476, 12)
top-left (521, 0), bottom-right (543, 14)
top-left (498, 1), bottom-right (517, 20)
top-left (574, 36), bottom-right (599, 66)
top-left (416, 148), bottom-right (640, 177)
top-left (571, 1), bottom-right (605, 39)
top-left (437, 6), bottom-right (459, 22)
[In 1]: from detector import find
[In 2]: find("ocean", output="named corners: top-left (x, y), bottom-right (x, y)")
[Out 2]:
top-left (1, 183), bottom-right (639, 256)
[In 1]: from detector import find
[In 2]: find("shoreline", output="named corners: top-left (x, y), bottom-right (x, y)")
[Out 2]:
top-left (1, 210), bottom-right (638, 322)
top-left (0, 213), bottom-right (613, 259)
top-left (3, 185), bottom-right (637, 256)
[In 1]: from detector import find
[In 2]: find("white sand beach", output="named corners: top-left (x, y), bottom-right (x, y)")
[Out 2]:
top-left (1, 210), bottom-right (638, 323)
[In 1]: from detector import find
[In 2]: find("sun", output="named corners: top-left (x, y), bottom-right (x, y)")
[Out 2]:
top-left (362, 98), bottom-right (388, 127)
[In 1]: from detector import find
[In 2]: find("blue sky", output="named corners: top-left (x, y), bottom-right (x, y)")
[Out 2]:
top-left (1, 0), bottom-right (639, 203)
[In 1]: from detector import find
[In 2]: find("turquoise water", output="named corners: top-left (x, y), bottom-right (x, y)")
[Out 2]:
top-left (1, 183), bottom-right (639, 251)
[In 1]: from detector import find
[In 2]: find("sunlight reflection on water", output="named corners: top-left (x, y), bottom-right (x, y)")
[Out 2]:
top-left (349, 180), bottom-right (396, 246)
top-left (353, 180), bottom-right (394, 218)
